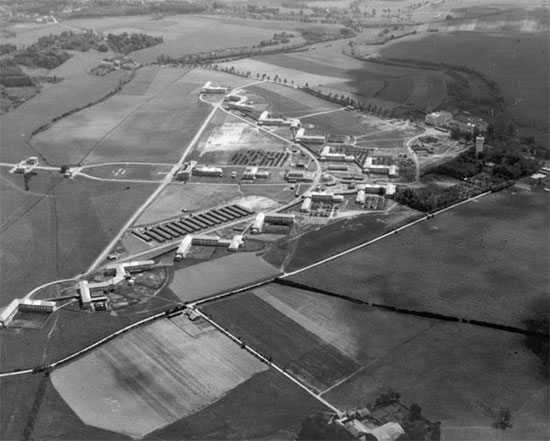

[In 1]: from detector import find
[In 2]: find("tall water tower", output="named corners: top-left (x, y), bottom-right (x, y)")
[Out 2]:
top-left (475, 136), bottom-right (485, 158)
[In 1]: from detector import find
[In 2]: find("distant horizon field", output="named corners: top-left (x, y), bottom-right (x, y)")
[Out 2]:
top-left (381, 31), bottom-right (550, 130)
top-left (289, 190), bottom-right (549, 329)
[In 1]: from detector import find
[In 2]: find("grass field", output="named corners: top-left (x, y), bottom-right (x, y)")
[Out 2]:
top-left (381, 31), bottom-right (550, 130)
top-left (0, 170), bottom-right (157, 306)
top-left (170, 254), bottom-right (280, 302)
top-left (203, 293), bottom-right (360, 393)
top-left (32, 67), bottom-right (212, 165)
top-left (289, 190), bottom-right (549, 329)
top-left (146, 370), bottom-right (328, 440)
top-left (135, 183), bottom-right (241, 225)
top-left (81, 163), bottom-right (173, 181)
top-left (0, 69), bottom-right (128, 164)
top-left (245, 82), bottom-right (342, 117)
top-left (51, 315), bottom-right (268, 438)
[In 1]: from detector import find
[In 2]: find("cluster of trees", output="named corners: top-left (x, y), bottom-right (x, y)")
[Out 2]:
top-left (60, 1), bottom-right (206, 19)
top-left (437, 145), bottom-right (540, 182)
top-left (105, 32), bottom-right (163, 54)
top-left (13, 47), bottom-right (71, 69)
top-left (33, 30), bottom-right (102, 52)
top-left (297, 390), bottom-right (441, 441)
top-left (0, 43), bottom-right (17, 55)
top-left (394, 184), bottom-right (481, 213)
top-left (0, 58), bottom-right (34, 87)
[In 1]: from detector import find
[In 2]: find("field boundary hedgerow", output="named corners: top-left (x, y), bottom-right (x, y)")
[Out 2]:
top-left (28, 69), bottom-right (137, 161)
top-left (273, 278), bottom-right (549, 339)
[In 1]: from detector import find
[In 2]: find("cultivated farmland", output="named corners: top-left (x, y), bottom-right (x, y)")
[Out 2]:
top-left (203, 293), bottom-right (361, 393)
top-left (146, 370), bottom-right (328, 440)
top-left (51, 316), bottom-right (268, 438)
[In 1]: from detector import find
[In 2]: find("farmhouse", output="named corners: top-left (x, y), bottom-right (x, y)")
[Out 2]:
top-left (425, 111), bottom-right (453, 126)
top-left (202, 81), bottom-right (229, 94)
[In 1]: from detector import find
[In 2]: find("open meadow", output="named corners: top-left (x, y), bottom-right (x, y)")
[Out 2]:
top-left (280, 203), bottom-right (420, 272)
top-left (169, 253), bottom-right (280, 302)
top-left (51, 315), bottom-right (268, 438)
top-left (289, 190), bottom-right (549, 329)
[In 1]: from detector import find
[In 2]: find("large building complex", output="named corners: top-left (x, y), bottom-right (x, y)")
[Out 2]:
top-left (192, 166), bottom-right (223, 177)
top-left (320, 146), bottom-right (355, 162)
top-left (258, 111), bottom-right (299, 127)
top-left (425, 111), bottom-right (453, 127)
top-left (251, 212), bottom-right (295, 234)
top-left (201, 81), bottom-right (229, 94)
top-left (363, 157), bottom-right (399, 178)
top-left (175, 234), bottom-right (245, 260)
top-left (294, 128), bottom-right (326, 144)
top-left (78, 260), bottom-right (154, 309)
top-left (0, 299), bottom-right (58, 327)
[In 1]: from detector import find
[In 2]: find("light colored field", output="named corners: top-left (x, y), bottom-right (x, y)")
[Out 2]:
top-left (170, 253), bottom-right (281, 302)
top-left (219, 58), bottom-right (349, 89)
top-left (254, 284), bottom-right (433, 366)
top-left (51, 317), bottom-right (267, 439)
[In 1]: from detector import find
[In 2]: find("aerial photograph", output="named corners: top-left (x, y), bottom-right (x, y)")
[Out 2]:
top-left (0, 0), bottom-right (548, 440)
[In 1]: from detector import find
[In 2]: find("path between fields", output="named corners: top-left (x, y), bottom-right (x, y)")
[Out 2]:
top-left (194, 308), bottom-right (344, 416)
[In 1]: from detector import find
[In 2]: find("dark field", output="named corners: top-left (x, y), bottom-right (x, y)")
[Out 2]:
top-left (203, 293), bottom-right (360, 393)
top-left (289, 190), bottom-right (549, 329)
top-left (247, 283), bottom-right (548, 440)
top-left (0, 171), bottom-right (157, 306)
top-left (146, 370), bottom-right (328, 441)
top-left (382, 31), bottom-right (550, 131)
top-left (325, 322), bottom-right (548, 441)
